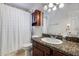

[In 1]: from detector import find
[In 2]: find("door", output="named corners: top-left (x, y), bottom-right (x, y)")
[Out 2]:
top-left (33, 47), bottom-right (43, 56)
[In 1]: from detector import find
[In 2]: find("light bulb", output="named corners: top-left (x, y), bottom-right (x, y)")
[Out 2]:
top-left (59, 3), bottom-right (64, 8)
top-left (48, 8), bottom-right (51, 12)
top-left (48, 3), bottom-right (54, 8)
top-left (44, 5), bottom-right (48, 10)
top-left (56, 3), bottom-right (59, 4)
top-left (52, 6), bottom-right (57, 11)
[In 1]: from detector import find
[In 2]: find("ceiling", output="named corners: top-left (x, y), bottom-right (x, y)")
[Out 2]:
top-left (5, 3), bottom-right (45, 12)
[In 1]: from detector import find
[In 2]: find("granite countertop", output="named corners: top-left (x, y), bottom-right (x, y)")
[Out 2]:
top-left (33, 37), bottom-right (79, 56)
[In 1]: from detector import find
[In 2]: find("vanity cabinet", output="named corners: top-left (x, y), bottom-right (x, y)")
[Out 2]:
top-left (32, 40), bottom-right (70, 56)
top-left (33, 40), bottom-right (50, 56)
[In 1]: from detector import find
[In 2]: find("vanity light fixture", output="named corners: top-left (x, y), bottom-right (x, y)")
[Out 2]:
top-left (59, 3), bottom-right (64, 8)
top-left (48, 8), bottom-right (51, 12)
top-left (44, 3), bottom-right (64, 12)
top-left (48, 3), bottom-right (54, 8)
top-left (44, 5), bottom-right (48, 10)
top-left (56, 3), bottom-right (60, 4)
top-left (52, 6), bottom-right (57, 11)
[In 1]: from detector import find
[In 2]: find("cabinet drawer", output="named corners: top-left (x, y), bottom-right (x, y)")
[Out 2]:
top-left (33, 41), bottom-right (50, 54)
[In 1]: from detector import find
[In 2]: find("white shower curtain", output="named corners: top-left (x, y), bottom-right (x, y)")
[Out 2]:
top-left (0, 4), bottom-right (31, 55)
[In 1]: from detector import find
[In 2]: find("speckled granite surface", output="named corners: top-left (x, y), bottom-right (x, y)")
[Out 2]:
top-left (33, 37), bottom-right (79, 56)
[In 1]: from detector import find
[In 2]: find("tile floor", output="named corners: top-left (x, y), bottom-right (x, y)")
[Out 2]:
top-left (5, 49), bottom-right (32, 56)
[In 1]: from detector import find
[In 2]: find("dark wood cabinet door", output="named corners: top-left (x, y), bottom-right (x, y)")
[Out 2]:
top-left (33, 40), bottom-right (50, 56)
top-left (32, 10), bottom-right (43, 26)
top-left (51, 49), bottom-right (66, 56)
top-left (33, 47), bottom-right (43, 56)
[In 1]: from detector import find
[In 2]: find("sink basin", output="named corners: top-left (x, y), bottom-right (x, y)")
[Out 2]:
top-left (41, 37), bottom-right (63, 44)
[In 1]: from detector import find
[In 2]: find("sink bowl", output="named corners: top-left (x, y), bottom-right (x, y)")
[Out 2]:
top-left (41, 37), bottom-right (63, 44)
